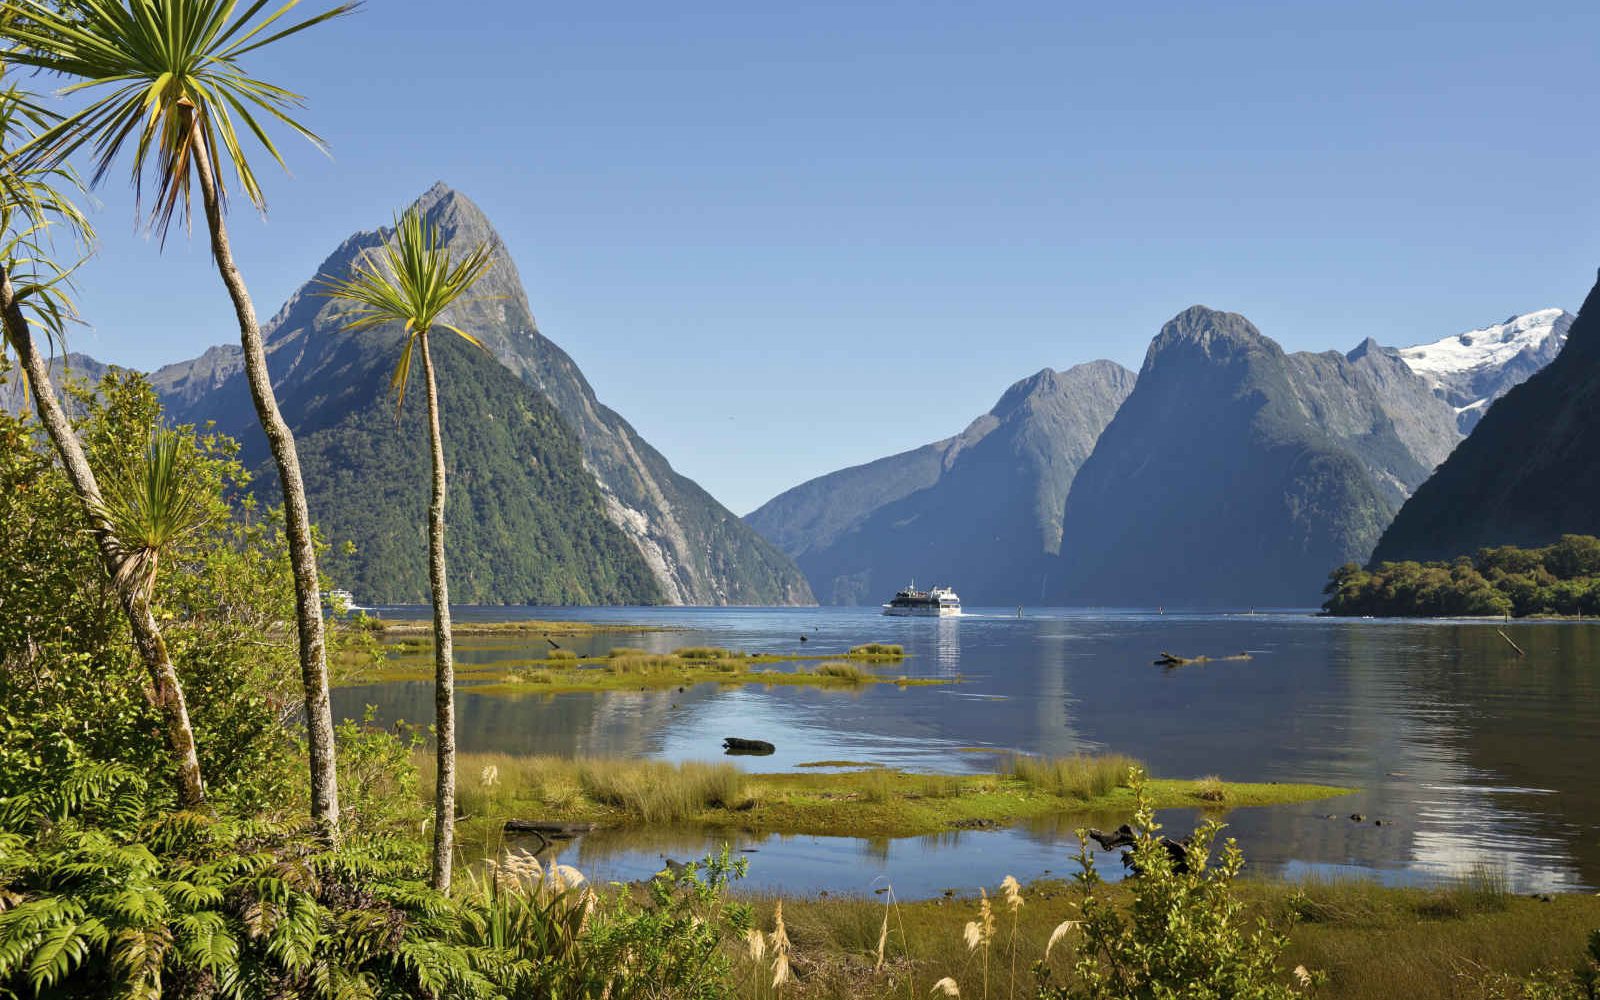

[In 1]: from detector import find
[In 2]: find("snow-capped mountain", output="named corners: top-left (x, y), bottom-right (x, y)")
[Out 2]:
top-left (1398, 308), bottom-right (1574, 431)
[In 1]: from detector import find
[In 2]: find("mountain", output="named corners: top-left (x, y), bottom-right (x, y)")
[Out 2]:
top-left (1397, 308), bottom-right (1573, 431)
top-left (0, 352), bottom-right (108, 413)
top-left (746, 360), bottom-right (1136, 605)
top-left (1372, 273), bottom-right (1600, 565)
top-left (149, 183), bottom-right (812, 605)
top-left (1054, 306), bottom-right (1461, 607)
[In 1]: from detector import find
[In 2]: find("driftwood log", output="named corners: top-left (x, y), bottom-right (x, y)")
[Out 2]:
top-left (1087, 824), bottom-right (1197, 874)
top-left (1154, 651), bottom-right (1252, 668)
top-left (723, 737), bottom-right (776, 755)
top-left (502, 820), bottom-right (596, 853)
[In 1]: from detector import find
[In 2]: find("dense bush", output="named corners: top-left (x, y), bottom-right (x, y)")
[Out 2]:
top-left (1322, 536), bottom-right (1600, 617)
top-left (0, 374), bottom-right (312, 813)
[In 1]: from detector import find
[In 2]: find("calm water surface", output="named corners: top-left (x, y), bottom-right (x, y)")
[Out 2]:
top-left (335, 607), bottom-right (1600, 897)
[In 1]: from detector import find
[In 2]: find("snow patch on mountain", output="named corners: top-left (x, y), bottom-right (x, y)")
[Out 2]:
top-left (1397, 308), bottom-right (1574, 432)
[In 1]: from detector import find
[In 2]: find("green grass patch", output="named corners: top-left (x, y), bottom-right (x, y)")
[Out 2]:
top-left (847, 642), bottom-right (905, 658)
top-left (442, 752), bottom-right (1351, 844)
top-left (1010, 752), bottom-right (1137, 799)
top-left (812, 661), bottom-right (871, 683)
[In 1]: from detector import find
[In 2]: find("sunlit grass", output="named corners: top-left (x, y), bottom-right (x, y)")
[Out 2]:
top-left (1009, 753), bottom-right (1138, 799)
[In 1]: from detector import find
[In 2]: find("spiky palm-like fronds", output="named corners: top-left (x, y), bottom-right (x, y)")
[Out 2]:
top-left (0, 79), bottom-right (92, 359)
top-left (2, 0), bottom-right (359, 237)
top-left (90, 427), bottom-right (211, 600)
top-left (317, 207), bottom-right (495, 415)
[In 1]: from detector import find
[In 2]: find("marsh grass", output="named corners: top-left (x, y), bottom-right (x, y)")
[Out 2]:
top-left (848, 643), bottom-right (905, 658)
top-left (441, 753), bottom-right (751, 832)
top-left (1009, 753), bottom-right (1138, 799)
top-left (546, 648), bottom-right (578, 661)
top-left (576, 759), bottom-right (748, 823)
top-left (813, 661), bottom-right (870, 683)
top-left (1415, 863), bottom-right (1512, 918)
top-left (607, 646), bottom-right (649, 658)
top-left (607, 655), bottom-right (683, 675)
top-left (675, 646), bottom-right (739, 660)
top-left (1195, 774), bottom-right (1228, 803)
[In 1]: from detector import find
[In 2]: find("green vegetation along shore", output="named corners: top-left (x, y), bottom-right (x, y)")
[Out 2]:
top-left (752, 872), bottom-right (1600, 1000)
top-left (442, 751), bottom-right (1351, 848)
top-left (353, 641), bottom-right (949, 695)
top-left (1324, 534), bottom-right (1600, 617)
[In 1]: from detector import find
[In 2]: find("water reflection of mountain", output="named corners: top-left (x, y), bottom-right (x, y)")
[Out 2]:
top-left (333, 680), bottom-right (707, 758)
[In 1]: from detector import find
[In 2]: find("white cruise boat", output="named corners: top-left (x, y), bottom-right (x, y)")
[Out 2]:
top-left (882, 583), bottom-right (962, 617)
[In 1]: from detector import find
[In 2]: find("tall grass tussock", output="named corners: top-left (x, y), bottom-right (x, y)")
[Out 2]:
top-left (1009, 753), bottom-right (1138, 799)
top-left (813, 661), bottom-right (871, 683)
top-left (576, 759), bottom-right (748, 823)
top-left (848, 643), bottom-right (905, 658)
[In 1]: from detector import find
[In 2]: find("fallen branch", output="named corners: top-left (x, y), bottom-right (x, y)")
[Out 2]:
top-left (1154, 651), bottom-right (1252, 668)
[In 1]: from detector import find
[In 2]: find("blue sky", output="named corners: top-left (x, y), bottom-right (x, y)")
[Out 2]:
top-left (47, 0), bottom-right (1600, 514)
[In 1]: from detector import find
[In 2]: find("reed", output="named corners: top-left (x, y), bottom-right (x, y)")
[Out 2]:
top-left (1195, 774), bottom-right (1227, 803)
top-left (546, 649), bottom-right (579, 661)
top-left (848, 643), bottom-right (905, 657)
top-left (1008, 753), bottom-right (1138, 799)
top-left (575, 759), bottom-right (747, 823)
top-left (813, 661), bottom-right (871, 683)
top-left (606, 655), bottom-right (681, 675)
top-left (675, 646), bottom-right (737, 660)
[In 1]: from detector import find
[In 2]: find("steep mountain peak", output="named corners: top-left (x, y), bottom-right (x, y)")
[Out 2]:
top-left (1346, 336), bottom-right (1385, 362)
top-left (1145, 305), bottom-right (1273, 371)
top-left (992, 367), bottom-right (1061, 414)
top-left (410, 182), bottom-right (506, 253)
top-left (146, 185), bottom-right (813, 607)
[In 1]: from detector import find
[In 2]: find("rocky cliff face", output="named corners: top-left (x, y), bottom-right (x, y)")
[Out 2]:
top-left (747, 360), bottom-right (1135, 604)
top-left (1055, 306), bottom-right (1460, 607)
top-left (1373, 275), bottom-right (1600, 564)
top-left (151, 183), bottom-right (812, 605)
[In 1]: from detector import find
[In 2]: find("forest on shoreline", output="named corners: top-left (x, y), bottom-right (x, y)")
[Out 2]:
top-left (1323, 535), bottom-right (1600, 618)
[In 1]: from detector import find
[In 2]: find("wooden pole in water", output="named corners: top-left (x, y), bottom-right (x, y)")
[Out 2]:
top-left (1496, 628), bottom-right (1526, 658)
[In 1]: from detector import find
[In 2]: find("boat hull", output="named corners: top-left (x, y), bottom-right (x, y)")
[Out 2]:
top-left (881, 604), bottom-right (961, 617)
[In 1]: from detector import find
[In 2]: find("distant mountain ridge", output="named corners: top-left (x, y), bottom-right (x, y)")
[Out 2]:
top-left (746, 360), bottom-right (1135, 605)
top-left (76, 184), bottom-right (814, 606)
top-left (1052, 305), bottom-right (1463, 607)
top-left (1372, 274), bottom-right (1600, 565)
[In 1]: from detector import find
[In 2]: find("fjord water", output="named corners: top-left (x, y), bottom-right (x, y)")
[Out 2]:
top-left (335, 608), bottom-right (1600, 897)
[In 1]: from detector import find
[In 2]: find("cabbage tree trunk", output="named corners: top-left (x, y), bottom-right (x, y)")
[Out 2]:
top-left (187, 112), bottom-right (340, 839)
top-left (418, 331), bottom-right (457, 892)
top-left (1, 265), bottom-right (206, 809)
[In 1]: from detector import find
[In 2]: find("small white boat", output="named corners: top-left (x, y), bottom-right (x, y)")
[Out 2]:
top-left (882, 583), bottom-right (962, 617)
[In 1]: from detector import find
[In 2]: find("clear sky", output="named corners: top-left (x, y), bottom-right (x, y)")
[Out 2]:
top-left (47, 0), bottom-right (1600, 515)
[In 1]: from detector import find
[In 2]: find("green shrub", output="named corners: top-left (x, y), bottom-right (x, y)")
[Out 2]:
top-left (1034, 767), bottom-right (1312, 999)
